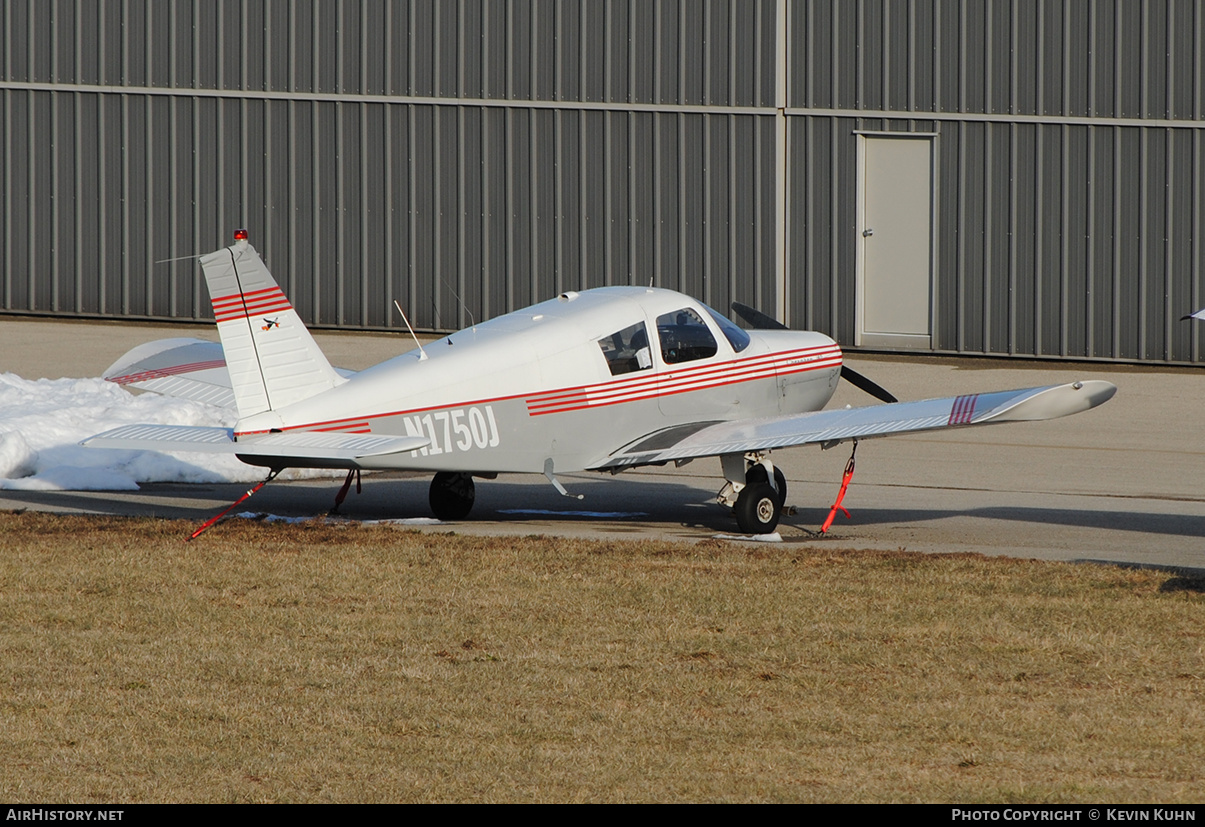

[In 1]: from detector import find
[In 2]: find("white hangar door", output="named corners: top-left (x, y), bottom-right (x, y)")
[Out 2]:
top-left (856, 134), bottom-right (935, 348)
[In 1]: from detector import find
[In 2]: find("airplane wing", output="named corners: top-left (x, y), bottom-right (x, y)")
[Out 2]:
top-left (593, 380), bottom-right (1116, 470)
top-left (82, 425), bottom-right (429, 470)
top-left (102, 338), bottom-right (355, 409)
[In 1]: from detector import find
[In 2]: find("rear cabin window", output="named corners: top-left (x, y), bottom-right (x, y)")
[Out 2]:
top-left (657, 308), bottom-right (718, 364)
top-left (598, 321), bottom-right (653, 376)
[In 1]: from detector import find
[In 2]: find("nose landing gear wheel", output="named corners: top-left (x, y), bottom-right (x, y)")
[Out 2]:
top-left (429, 472), bottom-right (476, 521)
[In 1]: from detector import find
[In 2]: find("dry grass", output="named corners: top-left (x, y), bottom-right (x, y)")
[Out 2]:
top-left (0, 511), bottom-right (1201, 803)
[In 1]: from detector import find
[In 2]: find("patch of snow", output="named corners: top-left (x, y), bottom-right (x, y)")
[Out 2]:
top-left (0, 430), bottom-right (38, 479)
top-left (230, 513), bottom-right (443, 527)
top-left (0, 372), bottom-right (343, 491)
top-left (234, 511), bottom-right (316, 525)
top-left (712, 532), bottom-right (784, 543)
top-left (361, 517), bottom-right (445, 526)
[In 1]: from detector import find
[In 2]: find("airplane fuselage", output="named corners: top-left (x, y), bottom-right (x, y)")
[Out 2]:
top-left (233, 287), bottom-right (843, 474)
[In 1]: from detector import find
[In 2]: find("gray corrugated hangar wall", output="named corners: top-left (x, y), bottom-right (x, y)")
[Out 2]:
top-left (2, 1), bottom-right (1204, 365)
top-left (0, 0), bottom-right (780, 334)
top-left (789, 1), bottom-right (1205, 363)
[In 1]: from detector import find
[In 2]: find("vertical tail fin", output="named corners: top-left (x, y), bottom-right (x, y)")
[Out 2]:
top-left (198, 233), bottom-right (344, 418)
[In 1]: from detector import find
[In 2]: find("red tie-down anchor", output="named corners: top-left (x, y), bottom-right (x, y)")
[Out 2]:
top-left (820, 439), bottom-right (858, 534)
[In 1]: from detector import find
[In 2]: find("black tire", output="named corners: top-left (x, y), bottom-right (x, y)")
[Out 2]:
top-left (745, 464), bottom-right (788, 505)
top-left (429, 472), bottom-right (476, 521)
top-left (734, 481), bottom-right (782, 534)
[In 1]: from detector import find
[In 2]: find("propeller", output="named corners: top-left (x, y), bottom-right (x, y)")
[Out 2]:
top-left (838, 364), bottom-right (898, 404)
top-left (730, 302), bottom-right (788, 332)
top-left (731, 302), bottom-right (899, 404)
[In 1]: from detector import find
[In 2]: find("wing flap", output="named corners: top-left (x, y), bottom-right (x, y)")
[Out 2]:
top-left (594, 380), bottom-right (1116, 469)
top-left (83, 424), bottom-right (429, 468)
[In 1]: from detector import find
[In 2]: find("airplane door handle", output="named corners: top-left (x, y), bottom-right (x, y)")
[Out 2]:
top-left (862, 228), bottom-right (874, 237)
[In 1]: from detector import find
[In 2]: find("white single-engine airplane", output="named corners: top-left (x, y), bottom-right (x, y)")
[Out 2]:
top-left (85, 231), bottom-right (1116, 535)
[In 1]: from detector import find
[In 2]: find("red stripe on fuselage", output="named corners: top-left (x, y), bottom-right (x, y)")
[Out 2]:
top-left (525, 344), bottom-right (837, 404)
top-left (232, 344), bottom-right (842, 437)
top-left (525, 345), bottom-right (841, 415)
top-left (525, 358), bottom-right (842, 415)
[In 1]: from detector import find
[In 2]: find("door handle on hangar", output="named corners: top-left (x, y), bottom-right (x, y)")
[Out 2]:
top-left (862, 228), bottom-right (875, 237)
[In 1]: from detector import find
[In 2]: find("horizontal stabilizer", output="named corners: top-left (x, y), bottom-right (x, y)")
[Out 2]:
top-left (83, 424), bottom-right (237, 452)
top-left (595, 380), bottom-right (1117, 469)
top-left (84, 424), bottom-right (429, 470)
top-left (103, 337), bottom-right (355, 409)
top-left (103, 338), bottom-right (235, 409)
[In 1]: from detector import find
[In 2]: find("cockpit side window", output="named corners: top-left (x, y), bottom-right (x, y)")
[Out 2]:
top-left (598, 321), bottom-right (653, 376)
top-left (656, 308), bottom-right (718, 364)
top-left (703, 306), bottom-right (751, 353)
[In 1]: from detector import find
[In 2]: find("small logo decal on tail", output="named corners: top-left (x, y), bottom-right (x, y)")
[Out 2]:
top-left (261, 317), bottom-right (280, 331)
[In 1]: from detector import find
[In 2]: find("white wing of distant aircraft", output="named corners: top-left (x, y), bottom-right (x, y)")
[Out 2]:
top-left (85, 231), bottom-right (1116, 535)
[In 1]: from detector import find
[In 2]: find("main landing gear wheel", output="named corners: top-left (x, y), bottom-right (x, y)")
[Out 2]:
top-left (733, 465), bottom-right (786, 534)
top-left (734, 482), bottom-right (782, 534)
top-left (429, 472), bottom-right (476, 521)
top-left (745, 464), bottom-right (788, 505)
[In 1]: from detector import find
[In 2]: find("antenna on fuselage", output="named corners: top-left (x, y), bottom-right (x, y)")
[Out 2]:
top-left (438, 275), bottom-right (476, 331)
top-left (393, 301), bottom-right (429, 361)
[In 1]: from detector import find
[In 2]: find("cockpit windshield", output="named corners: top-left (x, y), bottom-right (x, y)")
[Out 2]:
top-left (657, 308), bottom-right (719, 364)
top-left (703, 306), bottom-right (751, 353)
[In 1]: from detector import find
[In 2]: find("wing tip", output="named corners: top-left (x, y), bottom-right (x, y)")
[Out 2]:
top-left (985, 379), bottom-right (1117, 423)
